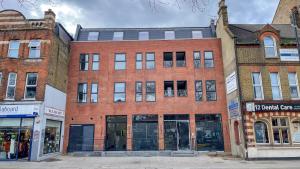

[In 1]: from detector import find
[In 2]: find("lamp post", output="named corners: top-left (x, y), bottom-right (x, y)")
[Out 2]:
top-left (291, 7), bottom-right (300, 62)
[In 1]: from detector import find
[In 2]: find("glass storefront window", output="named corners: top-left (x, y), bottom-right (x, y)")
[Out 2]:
top-left (43, 120), bottom-right (62, 154)
top-left (292, 120), bottom-right (300, 144)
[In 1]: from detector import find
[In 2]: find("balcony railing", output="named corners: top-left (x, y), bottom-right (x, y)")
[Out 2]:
top-left (177, 90), bottom-right (187, 97)
top-left (164, 61), bottom-right (173, 68)
top-left (176, 60), bottom-right (186, 67)
top-left (164, 90), bottom-right (174, 97)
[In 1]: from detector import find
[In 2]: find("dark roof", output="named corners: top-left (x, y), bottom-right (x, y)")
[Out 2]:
top-left (54, 23), bottom-right (73, 44)
top-left (74, 26), bottom-right (216, 41)
top-left (228, 24), bottom-right (300, 44)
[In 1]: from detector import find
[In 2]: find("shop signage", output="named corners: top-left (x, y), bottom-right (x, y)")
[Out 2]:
top-left (280, 49), bottom-right (300, 61)
top-left (0, 104), bottom-right (39, 116)
top-left (226, 72), bottom-right (237, 94)
top-left (228, 98), bottom-right (240, 119)
top-left (246, 102), bottom-right (300, 112)
top-left (45, 107), bottom-right (65, 117)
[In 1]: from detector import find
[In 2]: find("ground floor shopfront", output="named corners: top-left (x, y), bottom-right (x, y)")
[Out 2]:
top-left (66, 113), bottom-right (228, 153)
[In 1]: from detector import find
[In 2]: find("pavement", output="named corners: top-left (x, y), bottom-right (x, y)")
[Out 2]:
top-left (0, 155), bottom-right (300, 169)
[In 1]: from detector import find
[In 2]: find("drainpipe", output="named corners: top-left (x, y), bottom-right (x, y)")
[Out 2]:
top-left (291, 8), bottom-right (300, 62)
top-left (233, 37), bottom-right (248, 159)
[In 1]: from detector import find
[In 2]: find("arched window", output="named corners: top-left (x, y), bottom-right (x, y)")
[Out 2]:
top-left (263, 36), bottom-right (277, 58)
top-left (254, 121), bottom-right (269, 144)
top-left (292, 120), bottom-right (300, 143)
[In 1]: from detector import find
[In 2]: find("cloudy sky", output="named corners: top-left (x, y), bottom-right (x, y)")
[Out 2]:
top-left (2, 0), bottom-right (280, 35)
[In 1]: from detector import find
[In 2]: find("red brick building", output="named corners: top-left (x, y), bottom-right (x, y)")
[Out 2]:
top-left (64, 25), bottom-right (230, 154)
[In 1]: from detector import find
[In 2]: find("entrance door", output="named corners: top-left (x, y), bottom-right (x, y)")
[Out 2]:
top-left (68, 125), bottom-right (94, 152)
top-left (105, 116), bottom-right (127, 151)
top-left (164, 115), bottom-right (190, 151)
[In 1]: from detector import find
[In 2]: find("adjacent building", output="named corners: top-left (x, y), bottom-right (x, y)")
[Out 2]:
top-left (0, 10), bottom-right (72, 161)
top-left (63, 25), bottom-right (230, 154)
top-left (217, 0), bottom-right (300, 159)
top-left (273, 0), bottom-right (300, 24)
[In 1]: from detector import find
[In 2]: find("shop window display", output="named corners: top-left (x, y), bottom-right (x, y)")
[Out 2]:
top-left (43, 120), bottom-right (62, 154)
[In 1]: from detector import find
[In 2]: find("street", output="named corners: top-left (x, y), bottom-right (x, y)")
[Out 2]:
top-left (0, 155), bottom-right (300, 169)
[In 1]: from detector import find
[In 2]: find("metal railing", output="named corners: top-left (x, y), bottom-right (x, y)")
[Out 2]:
top-left (163, 61), bottom-right (173, 68)
top-left (176, 60), bottom-right (186, 67)
top-left (164, 90), bottom-right (174, 97)
top-left (177, 90), bottom-right (187, 96)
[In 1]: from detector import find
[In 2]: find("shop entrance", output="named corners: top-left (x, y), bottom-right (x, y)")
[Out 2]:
top-left (105, 116), bottom-right (127, 151)
top-left (0, 118), bottom-right (33, 160)
top-left (164, 115), bottom-right (190, 151)
top-left (68, 124), bottom-right (94, 152)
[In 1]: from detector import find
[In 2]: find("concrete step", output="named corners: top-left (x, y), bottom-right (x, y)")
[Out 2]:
top-left (171, 151), bottom-right (198, 157)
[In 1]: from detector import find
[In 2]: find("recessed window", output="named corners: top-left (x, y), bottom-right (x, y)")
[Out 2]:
top-left (288, 73), bottom-right (300, 99)
top-left (8, 40), bottom-right (20, 58)
top-left (113, 32), bottom-right (124, 40)
top-left (79, 54), bottom-right (89, 71)
top-left (135, 82), bottom-right (143, 102)
top-left (114, 82), bottom-right (126, 102)
top-left (6, 72), bottom-right (17, 99)
top-left (91, 83), bottom-right (98, 103)
top-left (138, 32), bottom-right (149, 40)
top-left (176, 52), bottom-right (186, 67)
top-left (24, 73), bottom-right (38, 99)
top-left (177, 81), bottom-right (187, 97)
top-left (195, 80), bottom-right (203, 101)
top-left (88, 32), bottom-right (99, 41)
top-left (163, 52), bottom-right (173, 68)
top-left (264, 36), bottom-right (277, 58)
top-left (92, 54), bottom-right (100, 70)
top-left (270, 72), bottom-right (282, 100)
top-left (206, 80), bottom-right (216, 101)
top-left (194, 51), bottom-right (201, 68)
top-left (164, 81), bottom-right (174, 97)
top-left (136, 53), bottom-right (143, 70)
top-left (272, 118), bottom-right (289, 144)
top-left (165, 31), bottom-right (175, 40)
top-left (28, 40), bottom-right (41, 58)
top-left (115, 53), bottom-right (126, 70)
top-left (192, 31), bottom-right (203, 39)
top-left (77, 83), bottom-right (87, 103)
top-left (254, 121), bottom-right (269, 144)
top-left (146, 81), bottom-right (156, 102)
top-left (204, 51), bottom-right (214, 68)
top-left (146, 52), bottom-right (155, 69)
top-left (252, 72), bottom-right (264, 100)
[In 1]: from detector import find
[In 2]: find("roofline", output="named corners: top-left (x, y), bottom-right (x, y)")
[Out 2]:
top-left (56, 22), bottom-right (73, 40)
top-left (79, 26), bottom-right (213, 31)
top-left (0, 9), bottom-right (26, 19)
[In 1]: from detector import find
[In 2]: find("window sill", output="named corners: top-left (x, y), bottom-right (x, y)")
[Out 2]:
top-left (3, 99), bottom-right (15, 101)
top-left (23, 98), bottom-right (36, 101)
top-left (291, 98), bottom-right (300, 100)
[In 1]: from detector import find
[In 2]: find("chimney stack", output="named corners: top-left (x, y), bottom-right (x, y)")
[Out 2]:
top-left (44, 9), bottom-right (56, 28)
top-left (218, 0), bottom-right (228, 27)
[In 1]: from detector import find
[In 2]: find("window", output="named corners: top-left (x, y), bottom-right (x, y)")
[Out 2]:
top-left (88, 32), bottom-right (99, 41)
top-left (146, 53), bottom-right (155, 69)
top-left (204, 51), bottom-right (214, 68)
top-left (6, 73), bottom-right (17, 99)
top-left (24, 73), bottom-right (38, 99)
top-left (136, 53), bottom-right (143, 70)
top-left (270, 73), bottom-right (282, 100)
top-left (192, 31), bottom-right (203, 39)
top-left (28, 40), bottom-right (41, 58)
top-left (91, 83), bottom-right (98, 103)
top-left (195, 80), bottom-right (203, 101)
top-left (206, 80), bottom-right (216, 101)
top-left (114, 82), bottom-right (126, 102)
top-left (194, 51), bottom-right (201, 68)
top-left (252, 73), bottom-right (264, 100)
top-left (291, 120), bottom-right (300, 143)
top-left (164, 81), bottom-right (174, 97)
top-left (272, 118), bottom-right (290, 144)
top-left (165, 31), bottom-right (175, 40)
top-left (146, 82), bottom-right (155, 101)
top-left (254, 121), bottom-right (269, 144)
top-left (0, 72), bottom-right (2, 86)
top-left (92, 54), bottom-right (100, 70)
top-left (135, 82), bottom-right (143, 102)
top-left (8, 40), bottom-right (20, 58)
top-left (43, 120), bottom-right (62, 154)
top-left (77, 83), bottom-right (87, 103)
top-left (288, 73), bottom-right (300, 99)
top-left (113, 32), bottom-right (124, 40)
top-left (176, 52), bottom-right (186, 67)
top-left (115, 53), bottom-right (126, 70)
top-left (138, 32), bottom-right (149, 40)
top-left (177, 81), bottom-right (187, 97)
top-left (163, 52), bottom-right (173, 68)
top-left (264, 36), bottom-right (277, 58)
top-left (79, 54), bottom-right (89, 71)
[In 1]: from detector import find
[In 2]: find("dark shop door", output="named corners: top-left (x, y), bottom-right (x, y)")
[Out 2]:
top-left (68, 125), bottom-right (94, 152)
top-left (105, 116), bottom-right (127, 151)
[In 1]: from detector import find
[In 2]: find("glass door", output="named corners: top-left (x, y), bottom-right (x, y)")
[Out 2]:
top-left (177, 121), bottom-right (190, 150)
top-left (105, 116), bottom-right (127, 151)
top-left (164, 121), bottom-right (177, 150)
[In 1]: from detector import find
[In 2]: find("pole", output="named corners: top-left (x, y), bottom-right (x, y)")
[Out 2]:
top-left (291, 8), bottom-right (300, 62)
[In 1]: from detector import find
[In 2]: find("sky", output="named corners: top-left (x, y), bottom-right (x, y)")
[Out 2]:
top-left (1, 0), bottom-right (280, 35)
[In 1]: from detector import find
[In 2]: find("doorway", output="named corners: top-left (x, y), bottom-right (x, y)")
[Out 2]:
top-left (105, 116), bottom-right (127, 151)
top-left (164, 115), bottom-right (190, 151)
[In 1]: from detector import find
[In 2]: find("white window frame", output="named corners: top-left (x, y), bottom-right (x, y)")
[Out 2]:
top-left (90, 83), bottom-right (98, 103)
top-left (288, 73), bottom-right (300, 99)
top-left (113, 32), bottom-right (124, 40)
top-left (192, 31), bottom-right (203, 39)
top-left (28, 40), bottom-right (41, 58)
top-left (252, 72), bottom-right (264, 100)
top-left (24, 73), bottom-right (38, 100)
top-left (264, 36), bottom-right (277, 58)
top-left (8, 40), bottom-right (20, 58)
top-left (270, 72), bottom-right (282, 100)
top-left (92, 54), bottom-right (100, 71)
top-left (88, 32), bottom-right (99, 41)
top-left (165, 31), bottom-right (175, 40)
top-left (138, 32), bottom-right (149, 40)
top-left (6, 73), bottom-right (17, 100)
